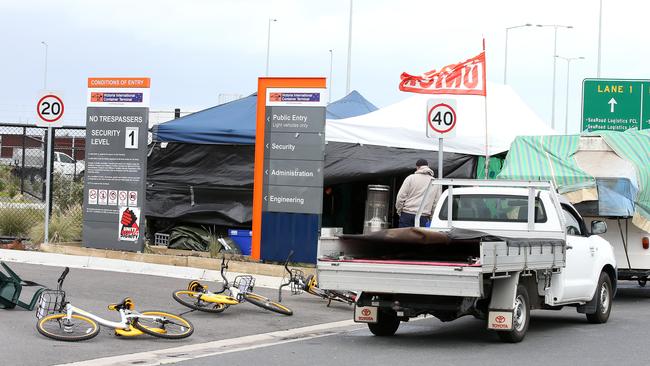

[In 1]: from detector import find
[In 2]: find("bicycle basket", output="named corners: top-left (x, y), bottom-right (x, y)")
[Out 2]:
top-left (233, 275), bottom-right (255, 295)
top-left (289, 269), bottom-right (305, 295)
top-left (35, 289), bottom-right (66, 319)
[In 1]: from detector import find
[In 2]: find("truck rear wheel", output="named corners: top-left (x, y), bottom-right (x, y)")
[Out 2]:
top-left (368, 309), bottom-right (400, 336)
top-left (586, 272), bottom-right (612, 324)
top-left (497, 284), bottom-right (530, 343)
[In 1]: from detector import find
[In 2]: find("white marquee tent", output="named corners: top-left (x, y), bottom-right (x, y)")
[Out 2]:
top-left (326, 83), bottom-right (558, 156)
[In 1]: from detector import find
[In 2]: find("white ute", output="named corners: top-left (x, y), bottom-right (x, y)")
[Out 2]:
top-left (317, 179), bottom-right (617, 342)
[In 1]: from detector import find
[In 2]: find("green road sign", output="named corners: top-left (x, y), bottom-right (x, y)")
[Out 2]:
top-left (582, 78), bottom-right (650, 132)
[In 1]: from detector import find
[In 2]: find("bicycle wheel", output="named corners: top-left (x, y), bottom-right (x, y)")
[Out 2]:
top-left (37, 313), bottom-right (100, 342)
top-left (133, 311), bottom-right (194, 339)
top-left (173, 290), bottom-right (228, 313)
top-left (244, 293), bottom-right (293, 316)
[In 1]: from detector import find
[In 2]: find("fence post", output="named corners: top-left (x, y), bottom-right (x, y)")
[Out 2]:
top-left (20, 126), bottom-right (26, 195)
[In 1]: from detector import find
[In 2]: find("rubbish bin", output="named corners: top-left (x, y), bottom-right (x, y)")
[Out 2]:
top-left (228, 229), bottom-right (252, 256)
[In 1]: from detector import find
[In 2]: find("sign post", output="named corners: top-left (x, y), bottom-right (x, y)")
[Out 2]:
top-left (35, 91), bottom-right (65, 244)
top-left (82, 78), bottom-right (150, 251)
top-left (252, 78), bottom-right (327, 263)
top-left (582, 78), bottom-right (650, 132)
top-left (426, 99), bottom-right (457, 178)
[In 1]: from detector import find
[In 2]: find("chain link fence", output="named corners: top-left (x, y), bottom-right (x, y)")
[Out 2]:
top-left (0, 123), bottom-right (85, 243)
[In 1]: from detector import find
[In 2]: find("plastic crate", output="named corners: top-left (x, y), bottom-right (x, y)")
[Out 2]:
top-left (154, 233), bottom-right (170, 246)
top-left (228, 229), bottom-right (252, 255)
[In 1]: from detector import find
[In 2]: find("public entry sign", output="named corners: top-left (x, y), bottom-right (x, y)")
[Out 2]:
top-left (262, 88), bottom-right (326, 214)
top-left (582, 78), bottom-right (650, 132)
top-left (82, 77), bottom-right (150, 251)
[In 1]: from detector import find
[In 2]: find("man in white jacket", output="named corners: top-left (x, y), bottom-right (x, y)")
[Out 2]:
top-left (395, 159), bottom-right (442, 227)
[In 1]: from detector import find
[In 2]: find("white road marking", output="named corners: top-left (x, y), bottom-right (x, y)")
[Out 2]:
top-left (54, 319), bottom-right (362, 366)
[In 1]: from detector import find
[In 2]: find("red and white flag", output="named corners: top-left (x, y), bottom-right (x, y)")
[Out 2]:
top-left (399, 51), bottom-right (486, 96)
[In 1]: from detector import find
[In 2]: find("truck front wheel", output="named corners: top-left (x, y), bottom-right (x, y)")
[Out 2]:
top-left (368, 309), bottom-right (400, 336)
top-left (586, 272), bottom-right (612, 324)
top-left (497, 284), bottom-right (530, 343)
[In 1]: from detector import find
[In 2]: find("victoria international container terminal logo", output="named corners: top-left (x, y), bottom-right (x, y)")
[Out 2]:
top-left (119, 207), bottom-right (140, 241)
top-left (91, 92), bottom-right (143, 103)
top-left (269, 92), bottom-right (320, 102)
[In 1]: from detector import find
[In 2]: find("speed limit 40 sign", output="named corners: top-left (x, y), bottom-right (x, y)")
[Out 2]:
top-left (36, 91), bottom-right (65, 127)
top-left (426, 99), bottom-right (457, 138)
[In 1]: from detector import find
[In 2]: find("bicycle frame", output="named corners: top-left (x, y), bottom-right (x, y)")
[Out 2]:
top-left (279, 250), bottom-right (308, 302)
top-left (61, 303), bottom-right (159, 331)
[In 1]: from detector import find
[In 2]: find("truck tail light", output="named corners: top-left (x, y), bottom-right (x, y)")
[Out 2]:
top-left (643, 237), bottom-right (649, 250)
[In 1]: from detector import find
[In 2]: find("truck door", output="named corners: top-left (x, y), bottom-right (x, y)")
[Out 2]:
top-left (557, 206), bottom-right (596, 302)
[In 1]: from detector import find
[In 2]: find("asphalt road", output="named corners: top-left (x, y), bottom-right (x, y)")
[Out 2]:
top-left (0, 262), bottom-right (353, 366)
top-left (4, 262), bottom-right (650, 366)
top-left (177, 283), bottom-right (650, 366)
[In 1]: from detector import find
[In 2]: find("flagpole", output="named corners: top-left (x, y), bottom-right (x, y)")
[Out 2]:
top-left (483, 39), bottom-right (489, 179)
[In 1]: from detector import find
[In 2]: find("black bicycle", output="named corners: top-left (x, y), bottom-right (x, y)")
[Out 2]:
top-left (278, 250), bottom-right (357, 306)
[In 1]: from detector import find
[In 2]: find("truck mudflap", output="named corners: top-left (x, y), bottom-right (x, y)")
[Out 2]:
top-left (354, 306), bottom-right (378, 323)
top-left (318, 259), bottom-right (483, 297)
top-left (487, 310), bottom-right (514, 330)
top-left (486, 272), bottom-right (520, 331)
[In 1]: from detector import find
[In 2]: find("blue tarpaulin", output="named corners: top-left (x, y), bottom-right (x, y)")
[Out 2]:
top-left (152, 94), bottom-right (258, 144)
top-left (326, 90), bottom-right (378, 120)
top-left (152, 91), bottom-right (377, 144)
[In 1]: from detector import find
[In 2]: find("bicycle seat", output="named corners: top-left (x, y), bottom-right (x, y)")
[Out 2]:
top-left (108, 297), bottom-right (135, 311)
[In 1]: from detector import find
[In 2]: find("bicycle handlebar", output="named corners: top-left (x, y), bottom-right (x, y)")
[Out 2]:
top-left (278, 250), bottom-right (296, 302)
top-left (57, 267), bottom-right (70, 288)
top-left (283, 250), bottom-right (294, 275)
top-left (218, 257), bottom-right (229, 292)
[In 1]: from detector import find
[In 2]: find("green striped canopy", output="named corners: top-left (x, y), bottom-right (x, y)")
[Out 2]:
top-left (497, 135), bottom-right (595, 193)
top-left (594, 130), bottom-right (650, 231)
top-left (497, 130), bottom-right (650, 231)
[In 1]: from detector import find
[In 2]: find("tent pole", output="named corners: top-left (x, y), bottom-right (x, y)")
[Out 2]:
top-left (484, 95), bottom-right (489, 179)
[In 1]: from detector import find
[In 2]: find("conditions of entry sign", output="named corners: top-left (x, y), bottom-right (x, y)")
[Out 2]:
top-left (82, 77), bottom-right (150, 252)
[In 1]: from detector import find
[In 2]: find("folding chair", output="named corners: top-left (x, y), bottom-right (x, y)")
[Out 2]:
top-left (0, 262), bottom-right (46, 310)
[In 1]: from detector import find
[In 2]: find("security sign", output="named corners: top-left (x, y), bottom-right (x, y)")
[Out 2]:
top-left (426, 99), bottom-right (457, 138)
top-left (36, 92), bottom-right (65, 127)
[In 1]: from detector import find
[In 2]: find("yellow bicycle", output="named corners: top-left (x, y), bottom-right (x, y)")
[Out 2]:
top-left (36, 267), bottom-right (194, 342)
top-left (173, 257), bottom-right (293, 316)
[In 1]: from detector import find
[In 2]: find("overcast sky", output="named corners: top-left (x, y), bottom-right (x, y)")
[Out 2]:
top-left (0, 0), bottom-right (648, 133)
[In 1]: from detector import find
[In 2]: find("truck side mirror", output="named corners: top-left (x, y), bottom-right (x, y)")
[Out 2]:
top-left (591, 220), bottom-right (607, 235)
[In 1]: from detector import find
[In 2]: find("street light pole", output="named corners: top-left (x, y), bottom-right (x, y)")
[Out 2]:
top-left (328, 49), bottom-right (333, 103)
top-left (597, 0), bottom-right (603, 77)
top-left (503, 24), bottom-right (532, 84)
top-left (537, 24), bottom-right (573, 129)
top-left (556, 55), bottom-right (585, 134)
top-left (345, 0), bottom-right (353, 94)
top-left (41, 41), bottom-right (48, 89)
top-left (265, 18), bottom-right (277, 76)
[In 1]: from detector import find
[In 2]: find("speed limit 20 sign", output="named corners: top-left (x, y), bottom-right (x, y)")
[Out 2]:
top-left (36, 91), bottom-right (65, 127)
top-left (426, 99), bottom-right (457, 138)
